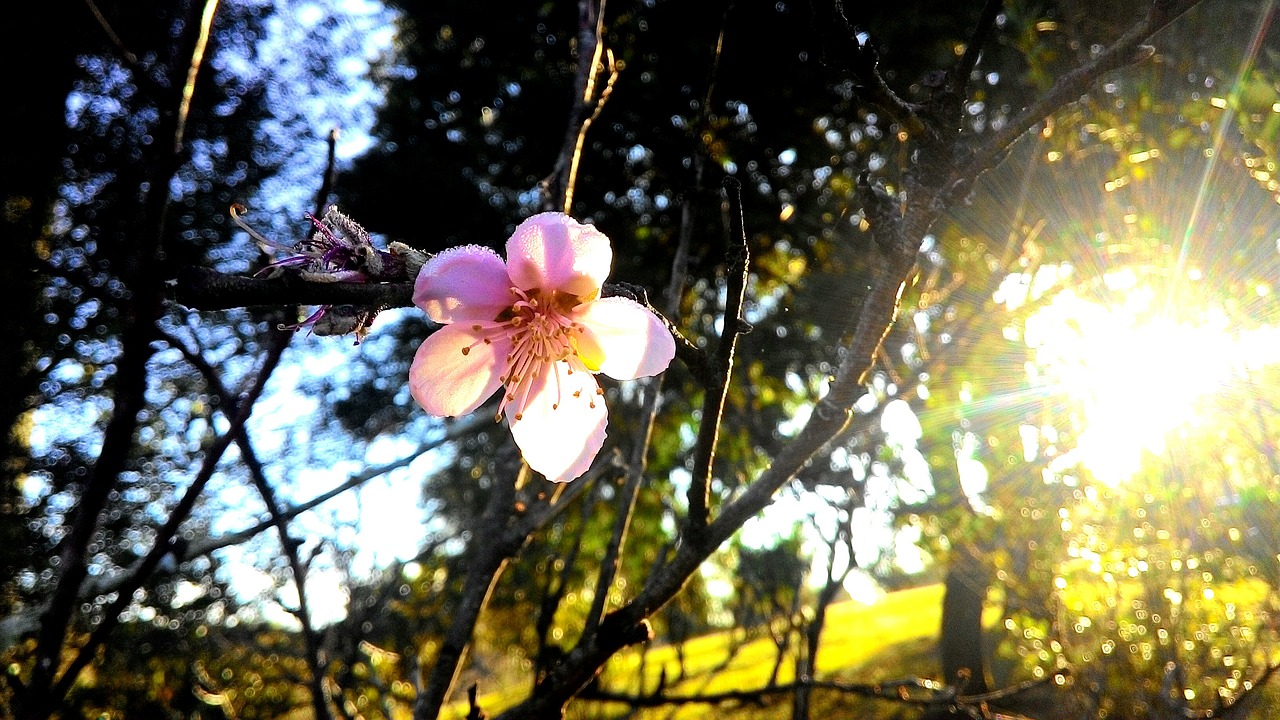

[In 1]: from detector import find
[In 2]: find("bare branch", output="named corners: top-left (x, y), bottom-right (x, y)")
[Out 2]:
top-left (541, 0), bottom-right (617, 212)
top-left (413, 462), bottom-right (524, 720)
top-left (578, 670), bottom-right (1070, 713)
top-left (954, 0), bottom-right (1201, 188)
top-left (491, 2), bottom-right (1211, 716)
top-left (45, 331), bottom-right (289, 710)
top-left (23, 2), bottom-right (219, 712)
top-left (684, 178), bottom-right (751, 536)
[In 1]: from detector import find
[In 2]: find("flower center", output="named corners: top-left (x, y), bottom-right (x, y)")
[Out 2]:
top-left (494, 288), bottom-right (592, 421)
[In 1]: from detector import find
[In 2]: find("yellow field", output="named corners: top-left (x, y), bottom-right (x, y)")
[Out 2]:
top-left (450, 584), bottom-right (951, 718)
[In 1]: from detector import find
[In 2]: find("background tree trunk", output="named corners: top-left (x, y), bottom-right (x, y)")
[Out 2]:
top-left (939, 548), bottom-right (992, 694)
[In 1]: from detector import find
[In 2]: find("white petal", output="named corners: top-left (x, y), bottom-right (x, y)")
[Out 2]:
top-left (574, 297), bottom-right (676, 380)
top-left (413, 245), bottom-right (512, 324)
top-left (409, 324), bottom-right (511, 417)
top-left (506, 212), bottom-right (612, 297)
top-left (508, 360), bottom-right (608, 482)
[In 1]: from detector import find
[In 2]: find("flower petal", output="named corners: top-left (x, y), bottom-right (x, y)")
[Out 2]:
top-left (508, 360), bottom-right (608, 482)
top-left (409, 323), bottom-right (511, 416)
top-left (573, 297), bottom-right (676, 380)
top-left (414, 244), bottom-right (513, 324)
top-left (506, 213), bottom-right (611, 297)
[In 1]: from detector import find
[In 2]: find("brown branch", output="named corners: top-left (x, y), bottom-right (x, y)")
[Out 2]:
top-left (684, 178), bottom-right (751, 536)
top-left (82, 0), bottom-right (137, 65)
top-left (541, 0), bottom-right (615, 212)
top-left (173, 0), bottom-right (220, 153)
top-left (171, 266), bottom-right (414, 310)
top-left (239, 419), bottom-right (342, 720)
top-left (490, 2), bottom-right (1211, 716)
top-left (1168, 662), bottom-right (1280, 720)
top-left (954, 0), bottom-right (1202, 188)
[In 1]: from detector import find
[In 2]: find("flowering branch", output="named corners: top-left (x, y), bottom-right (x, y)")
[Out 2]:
top-left (492, 1), bottom-right (1208, 716)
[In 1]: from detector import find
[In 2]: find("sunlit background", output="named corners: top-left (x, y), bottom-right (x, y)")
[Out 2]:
top-left (9, 0), bottom-right (1280, 715)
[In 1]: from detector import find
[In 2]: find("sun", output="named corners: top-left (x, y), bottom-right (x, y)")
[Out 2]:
top-left (1001, 264), bottom-right (1280, 486)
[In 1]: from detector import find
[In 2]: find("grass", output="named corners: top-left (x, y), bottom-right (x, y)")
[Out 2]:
top-left (447, 584), bottom-right (955, 718)
top-left (448, 580), bottom-right (1279, 719)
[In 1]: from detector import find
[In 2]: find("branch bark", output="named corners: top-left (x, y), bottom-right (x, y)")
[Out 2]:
top-left (489, 1), bottom-right (1205, 715)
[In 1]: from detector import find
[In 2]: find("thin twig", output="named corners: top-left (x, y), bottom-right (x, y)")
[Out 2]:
top-left (541, 0), bottom-right (616, 212)
top-left (815, 1), bottom-right (929, 136)
top-left (582, 356), bottom-right (667, 638)
top-left (949, 0), bottom-right (1004, 103)
top-left (46, 333), bottom-right (289, 709)
top-left (578, 670), bottom-right (1068, 709)
top-left (239, 418), bottom-right (342, 720)
top-left (954, 0), bottom-right (1200, 188)
top-left (158, 323), bottom-right (342, 720)
top-left (684, 178), bottom-right (750, 535)
top-left (173, 0), bottom-right (220, 153)
top-left (82, 0), bottom-right (137, 64)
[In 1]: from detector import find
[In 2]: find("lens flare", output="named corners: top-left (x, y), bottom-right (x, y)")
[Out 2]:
top-left (1016, 267), bottom-right (1280, 485)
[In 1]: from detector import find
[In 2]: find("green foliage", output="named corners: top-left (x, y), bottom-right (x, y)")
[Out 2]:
top-left (7, 0), bottom-right (1280, 717)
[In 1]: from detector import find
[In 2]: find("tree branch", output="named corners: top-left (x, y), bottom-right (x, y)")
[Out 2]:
top-left (491, 2), bottom-right (1210, 716)
top-left (684, 177), bottom-right (751, 536)
top-left (24, 2), bottom-right (218, 713)
top-left (45, 329), bottom-right (288, 712)
top-left (954, 0), bottom-right (1201, 189)
top-left (413, 462), bottom-right (523, 720)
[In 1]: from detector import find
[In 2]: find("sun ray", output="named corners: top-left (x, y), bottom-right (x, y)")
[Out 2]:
top-left (1169, 0), bottom-right (1276, 313)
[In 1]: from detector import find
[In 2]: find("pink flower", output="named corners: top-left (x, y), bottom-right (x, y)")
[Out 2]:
top-left (409, 212), bottom-right (675, 482)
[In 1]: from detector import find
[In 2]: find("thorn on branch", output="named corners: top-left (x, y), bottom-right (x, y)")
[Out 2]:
top-left (857, 171), bottom-right (900, 235)
top-left (466, 683), bottom-right (487, 720)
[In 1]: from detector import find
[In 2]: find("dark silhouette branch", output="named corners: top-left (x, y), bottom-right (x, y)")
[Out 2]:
top-left (0, 409), bottom-right (489, 647)
top-left (813, 1), bottom-right (930, 137)
top-left (24, 2), bottom-right (218, 714)
top-left (685, 177), bottom-right (751, 536)
top-left (954, 0), bottom-right (1201, 189)
top-left (173, 324), bottom-right (341, 720)
top-left (45, 329), bottom-right (289, 712)
top-left (579, 670), bottom-right (1071, 714)
top-left (949, 0), bottom-right (1003, 103)
top-left (533, 487), bottom-right (597, 688)
top-left (412, 463), bottom-right (520, 719)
